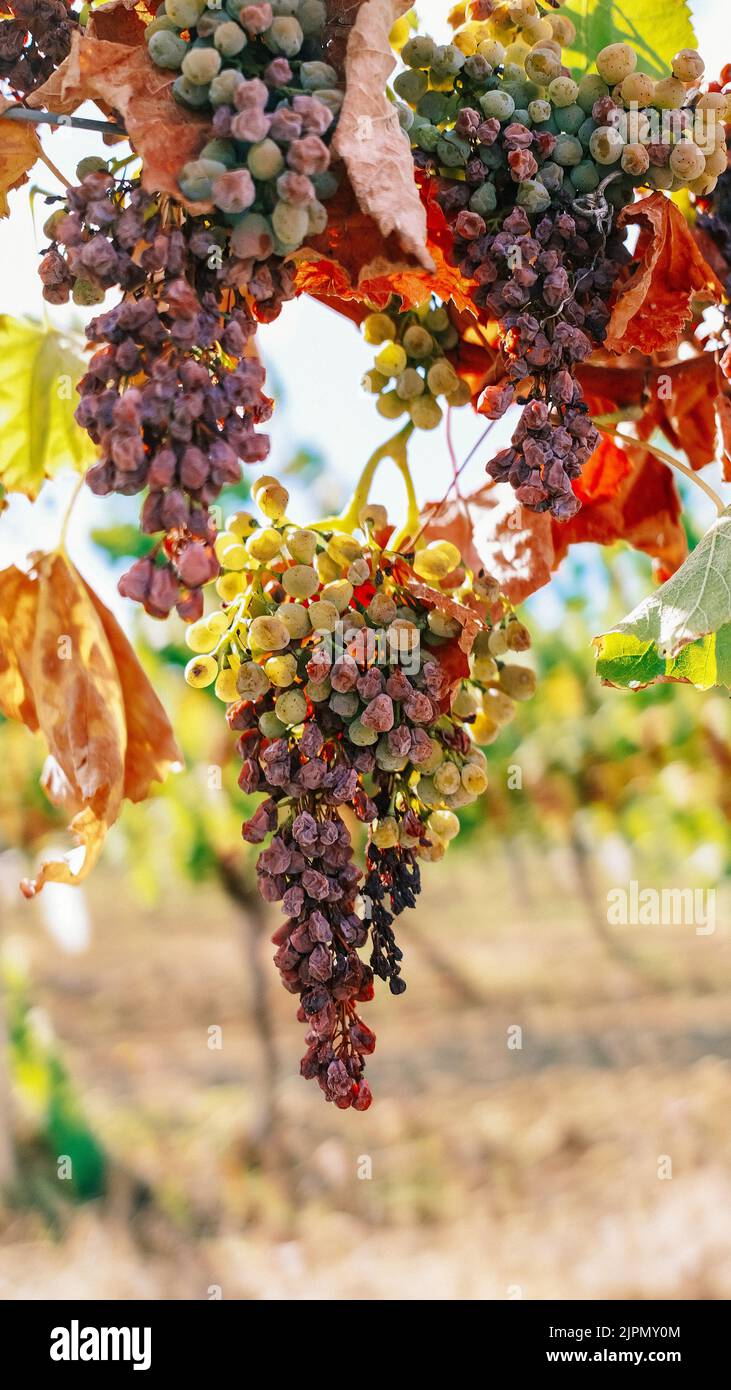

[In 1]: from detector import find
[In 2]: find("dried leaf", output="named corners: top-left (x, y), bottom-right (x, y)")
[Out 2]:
top-left (393, 558), bottom-right (484, 654)
top-left (0, 316), bottom-right (96, 499)
top-left (29, 34), bottom-right (213, 212)
top-left (0, 553), bottom-right (181, 894)
top-left (0, 114), bottom-right (42, 218)
top-left (87, 0), bottom-right (153, 46)
top-left (333, 0), bottom-right (432, 269)
top-left (580, 352), bottom-right (722, 473)
top-left (605, 194), bottom-right (724, 355)
top-left (420, 484), bottom-right (556, 605)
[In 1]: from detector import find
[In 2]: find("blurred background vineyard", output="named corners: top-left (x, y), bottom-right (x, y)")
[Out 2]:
top-left (1, 489), bottom-right (731, 1299)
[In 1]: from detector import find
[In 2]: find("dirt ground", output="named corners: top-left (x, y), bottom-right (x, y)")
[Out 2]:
top-left (1, 846), bottom-right (730, 1300)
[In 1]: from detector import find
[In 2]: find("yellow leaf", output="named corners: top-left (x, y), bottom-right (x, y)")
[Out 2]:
top-left (0, 115), bottom-right (41, 218)
top-left (0, 554), bottom-right (182, 895)
top-left (0, 316), bottom-right (96, 501)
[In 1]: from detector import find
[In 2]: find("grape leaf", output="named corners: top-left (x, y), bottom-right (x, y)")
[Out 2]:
top-left (0, 113), bottom-right (42, 218)
top-left (594, 506), bottom-right (731, 690)
top-left (559, 0), bottom-right (697, 79)
top-left (0, 554), bottom-right (181, 895)
top-left (0, 316), bottom-right (96, 500)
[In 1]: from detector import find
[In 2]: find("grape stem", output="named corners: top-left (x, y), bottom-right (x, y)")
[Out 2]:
top-left (598, 424), bottom-right (726, 516)
top-left (310, 422), bottom-right (417, 538)
top-left (58, 471), bottom-right (86, 551)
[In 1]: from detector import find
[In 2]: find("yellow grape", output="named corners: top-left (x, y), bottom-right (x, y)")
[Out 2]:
top-left (216, 572), bottom-right (246, 601)
top-left (376, 390), bottom-right (407, 420)
top-left (427, 610), bottom-right (461, 638)
top-left (470, 712), bottom-right (501, 746)
top-left (499, 664), bottom-right (537, 701)
top-left (471, 653), bottom-right (499, 683)
top-left (374, 342), bottom-right (408, 377)
top-left (226, 510), bottom-right (258, 539)
top-left (287, 528), bottom-right (319, 564)
top-left (487, 626), bottom-right (509, 656)
top-left (316, 550), bottom-right (340, 584)
top-left (257, 481), bottom-right (289, 521)
top-left (214, 530), bottom-right (240, 562)
top-left (308, 599), bottom-right (339, 632)
top-left (275, 688), bottom-right (308, 725)
top-left (185, 654), bottom-right (218, 688)
top-left (281, 564), bottom-right (317, 600)
top-left (434, 761), bottom-right (461, 795)
top-left (327, 533), bottom-right (363, 566)
top-left (428, 809), bottom-right (460, 842)
top-left (461, 762), bottom-right (488, 795)
top-left (277, 602), bottom-right (311, 638)
top-left (482, 686), bottom-right (516, 725)
top-left (363, 312), bottom-right (396, 344)
top-left (246, 527), bottom-right (283, 562)
top-left (265, 653), bottom-right (298, 687)
top-left (413, 542), bottom-right (453, 581)
top-left (321, 578), bottom-right (353, 612)
top-left (249, 614), bottom-right (290, 651)
top-left (372, 816), bottom-right (399, 849)
top-left (185, 618), bottom-right (218, 653)
top-left (215, 667), bottom-right (239, 703)
top-left (359, 503), bottom-right (388, 532)
top-left (236, 662), bottom-right (271, 699)
top-left (452, 685), bottom-right (480, 718)
top-left (409, 394), bottom-right (443, 430)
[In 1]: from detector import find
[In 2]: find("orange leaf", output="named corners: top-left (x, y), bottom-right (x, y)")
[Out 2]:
top-left (332, 0), bottom-right (432, 269)
top-left (0, 554), bottom-right (180, 894)
top-left (605, 194), bottom-right (724, 355)
top-left (29, 34), bottom-right (213, 213)
top-left (420, 485), bottom-right (555, 605)
top-left (393, 557), bottom-right (484, 654)
top-left (0, 114), bottom-right (41, 218)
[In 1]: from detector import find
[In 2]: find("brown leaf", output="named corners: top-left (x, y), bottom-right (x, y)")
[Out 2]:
top-left (87, 0), bottom-right (154, 46)
top-left (0, 115), bottom-right (42, 218)
top-left (0, 553), bottom-right (180, 894)
top-left (332, 0), bottom-right (432, 270)
top-left (29, 34), bottom-right (213, 212)
top-left (605, 194), bottom-right (724, 355)
top-left (421, 485), bottom-right (556, 604)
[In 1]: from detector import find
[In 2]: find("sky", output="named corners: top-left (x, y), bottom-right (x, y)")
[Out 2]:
top-left (0, 0), bottom-right (725, 633)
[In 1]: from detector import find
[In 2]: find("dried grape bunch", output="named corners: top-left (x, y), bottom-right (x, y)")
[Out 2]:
top-left (40, 163), bottom-right (272, 620)
top-left (0, 0), bottom-right (77, 98)
top-left (182, 475), bottom-right (536, 1104)
top-left (399, 5), bottom-right (722, 514)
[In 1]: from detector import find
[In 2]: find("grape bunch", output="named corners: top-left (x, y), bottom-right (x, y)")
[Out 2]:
top-left (0, 0), bottom-right (77, 98)
top-left (398, 3), bottom-right (727, 515)
top-left (40, 163), bottom-right (272, 620)
top-left (360, 301), bottom-right (472, 429)
top-left (146, 0), bottom-right (342, 263)
top-left (182, 475), bottom-right (536, 1105)
top-left (693, 71), bottom-right (731, 370)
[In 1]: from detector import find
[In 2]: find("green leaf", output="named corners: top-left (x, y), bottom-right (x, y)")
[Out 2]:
top-left (0, 315), bottom-right (96, 500)
top-left (594, 507), bottom-right (731, 690)
top-left (559, 0), bottom-right (697, 79)
top-left (91, 524), bottom-right (156, 562)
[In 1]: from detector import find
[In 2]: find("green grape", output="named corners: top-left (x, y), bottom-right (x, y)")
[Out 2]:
top-left (282, 564), bottom-right (319, 599)
top-left (409, 394), bottom-right (442, 430)
top-left (197, 9), bottom-right (229, 38)
top-left (305, 199), bottom-right (327, 236)
top-left (479, 90), bottom-right (515, 121)
top-left (376, 390), bottom-right (406, 417)
top-left (259, 711), bottom-right (288, 739)
top-left (394, 69), bottom-right (428, 104)
top-left (200, 138), bottom-right (236, 168)
top-left (166, 0), bottom-right (206, 27)
top-left (178, 157), bottom-right (227, 201)
top-left (271, 200), bottom-right (309, 247)
top-left (209, 68), bottom-right (245, 106)
top-left (363, 312), bottom-right (396, 344)
top-left (569, 159), bottom-right (601, 193)
top-left (298, 0), bottom-right (326, 35)
top-left (577, 117), bottom-right (597, 151)
top-left (577, 73), bottom-right (609, 113)
top-left (214, 20), bottom-right (247, 55)
top-left (264, 15), bottom-right (303, 56)
top-left (429, 43), bottom-right (465, 79)
top-left (437, 133), bottom-right (471, 168)
top-left (469, 181), bottom-right (497, 216)
top-left (331, 691), bottom-right (359, 719)
top-left (548, 76), bottom-right (580, 108)
top-left (502, 80), bottom-right (537, 108)
top-left (413, 123), bottom-right (440, 154)
top-left (275, 688), bottom-right (308, 726)
top-left (73, 277), bottom-right (105, 306)
top-left (425, 305), bottom-right (449, 333)
top-left (417, 90), bottom-right (450, 123)
top-left (173, 75), bottom-right (211, 108)
top-left (402, 35), bottom-right (436, 68)
top-left (516, 179), bottom-right (551, 216)
top-left (312, 87), bottom-right (343, 115)
top-left (538, 161), bottom-right (564, 193)
top-left (145, 15), bottom-right (179, 39)
top-left (554, 104), bottom-right (585, 136)
top-left (348, 718), bottom-right (379, 747)
top-left (402, 324), bottom-right (434, 358)
top-left (312, 169), bottom-right (339, 200)
top-left (307, 599), bottom-right (339, 632)
top-left (300, 61), bottom-right (338, 89)
top-left (249, 615), bottom-right (289, 652)
top-left (181, 45), bottom-right (222, 85)
top-left (589, 125), bottom-right (624, 164)
top-left (396, 368), bottom-right (425, 400)
top-left (148, 27), bottom-right (188, 67)
top-left (553, 133), bottom-right (584, 167)
top-left (270, 0), bottom-right (300, 15)
top-left (512, 109), bottom-right (532, 128)
top-left (247, 139), bottom-right (285, 180)
top-left (320, 578), bottom-right (353, 611)
top-left (306, 678), bottom-right (331, 703)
